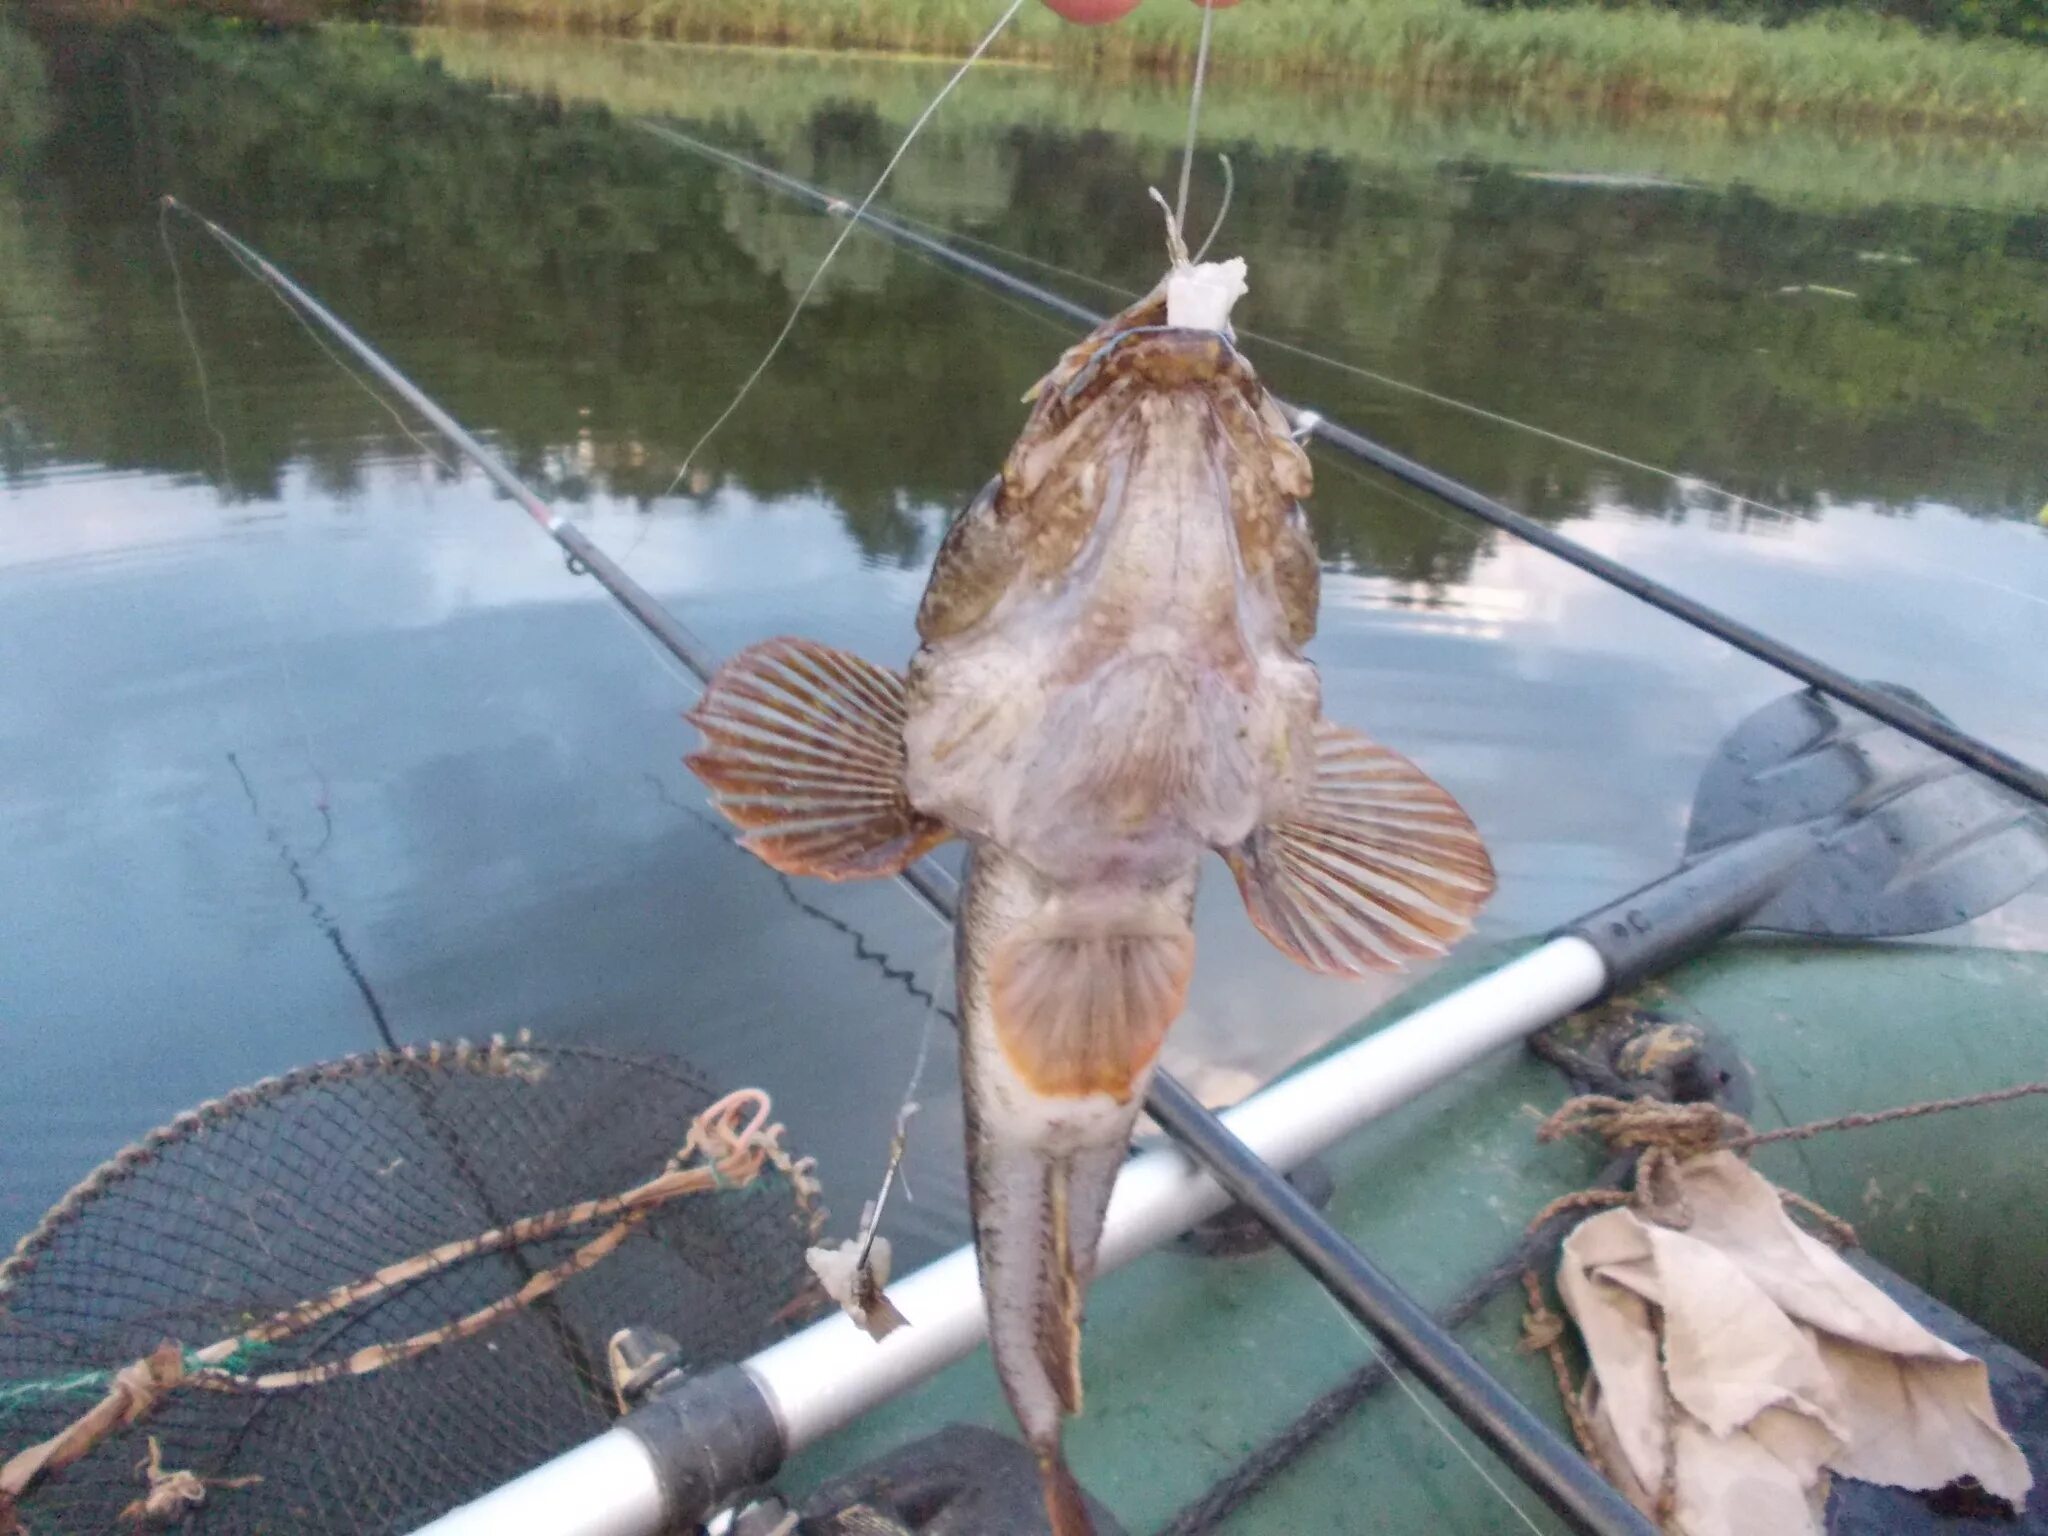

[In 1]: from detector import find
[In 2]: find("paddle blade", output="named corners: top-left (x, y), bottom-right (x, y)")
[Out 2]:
top-left (1687, 686), bottom-right (2048, 939)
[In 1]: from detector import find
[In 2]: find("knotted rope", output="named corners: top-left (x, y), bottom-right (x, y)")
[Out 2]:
top-left (1530, 1096), bottom-right (1858, 1241)
top-left (1519, 1076), bottom-right (2048, 1527)
top-left (116, 1438), bottom-right (260, 1526)
top-left (0, 1087), bottom-right (808, 1532)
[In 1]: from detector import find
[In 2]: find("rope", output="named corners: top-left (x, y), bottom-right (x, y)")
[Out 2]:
top-left (1164, 1052), bottom-right (2047, 1533)
top-left (1512, 1075), bottom-right (2048, 1529)
top-left (1517, 1273), bottom-right (1611, 1485)
top-left (1731, 1079), bottom-right (2048, 1150)
top-left (1152, 1155), bottom-right (1635, 1534)
top-left (1532, 1079), bottom-right (2048, 1239)
top-left (116, 1437), bottom-right (260, 1528)
top-left (0, 1087), bottom-right (800, 1528)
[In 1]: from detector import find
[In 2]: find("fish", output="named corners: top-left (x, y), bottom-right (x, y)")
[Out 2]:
top-left (686, 251), bottom-right (1495, 1535)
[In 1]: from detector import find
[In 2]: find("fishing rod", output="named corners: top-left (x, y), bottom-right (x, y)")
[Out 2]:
top-left (423, 681), bottom-right (2044, 1536)
top-left (160, 199), bottom-right (1650, 1536)
top-left (638, 121), bottom-right (2048, 816)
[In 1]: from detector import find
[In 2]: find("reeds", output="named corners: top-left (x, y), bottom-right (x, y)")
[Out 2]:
top-left (414, 0), bottom-right (2048, 132)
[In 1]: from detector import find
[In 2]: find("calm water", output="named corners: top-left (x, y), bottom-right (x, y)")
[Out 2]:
top-left (3, 17), bottom-right (2045, 1262)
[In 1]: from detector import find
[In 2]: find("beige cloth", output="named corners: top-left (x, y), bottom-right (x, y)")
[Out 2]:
top-left (1559, 1152), bottom-right (2032, 1535)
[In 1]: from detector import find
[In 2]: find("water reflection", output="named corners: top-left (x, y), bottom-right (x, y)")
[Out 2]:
top-left (1, 15), bottom-right (2044, 1254)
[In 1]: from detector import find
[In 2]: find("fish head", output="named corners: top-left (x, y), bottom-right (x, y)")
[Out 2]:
top-left (904, 270), bottom-right (1329, 883)
top-left (687, 262), bottom-right (1494, 990)
top-left (915, 272), bottom-right (1320, 660)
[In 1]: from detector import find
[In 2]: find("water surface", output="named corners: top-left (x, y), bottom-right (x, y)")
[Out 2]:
top-left (3, 17), bottom-right (2045, 1262)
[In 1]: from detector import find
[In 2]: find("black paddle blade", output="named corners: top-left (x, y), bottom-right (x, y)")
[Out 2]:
top-left (1685, 685), bottom-right (2048, 939)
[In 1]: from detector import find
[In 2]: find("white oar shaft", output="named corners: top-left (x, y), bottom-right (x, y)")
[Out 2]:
top-left (412, 935), bottom-right (1607, 1536)
top-left (752, 935), bottom-right (1606, 1447)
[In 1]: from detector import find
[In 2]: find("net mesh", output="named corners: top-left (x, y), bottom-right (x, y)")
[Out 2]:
top-left (0, 1040), bottom-right (820, 1535)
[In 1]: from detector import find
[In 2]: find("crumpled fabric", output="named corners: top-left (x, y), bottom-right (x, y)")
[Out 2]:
top-left (1558, 1151), bottom-right (2032, 1535)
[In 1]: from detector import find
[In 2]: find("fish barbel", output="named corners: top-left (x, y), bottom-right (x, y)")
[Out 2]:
top-left (686, 255), bottom-right (1495, 1534)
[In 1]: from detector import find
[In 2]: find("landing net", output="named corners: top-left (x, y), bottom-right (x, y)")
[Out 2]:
top-left (0, 1039), bottom-right (821, 1535)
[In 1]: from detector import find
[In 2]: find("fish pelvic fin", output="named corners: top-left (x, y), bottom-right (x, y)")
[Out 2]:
top-left (685, 636), bottom-right (951, 879)
top-left (1227, 718), bottom-right (1496, 976)
top-left (1036, 1439), bottom-right (1100, 1536)
top-left (989, 918), bottom-right (1193, 1103)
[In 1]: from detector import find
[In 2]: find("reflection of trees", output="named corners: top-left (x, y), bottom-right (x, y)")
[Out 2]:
top-left (0, 15), bottom-right (50, 156)
top-left (2, 18), bottom-right (2044, 594)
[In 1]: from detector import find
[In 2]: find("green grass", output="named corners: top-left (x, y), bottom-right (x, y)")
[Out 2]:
top-left (416, 0), bottom-right (2048, 131)
top-left (411, 24), bottom-right (2048, 211)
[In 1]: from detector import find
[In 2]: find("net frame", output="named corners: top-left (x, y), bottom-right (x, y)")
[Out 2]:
top-left (0, 1038), bottom-right (823, 1535)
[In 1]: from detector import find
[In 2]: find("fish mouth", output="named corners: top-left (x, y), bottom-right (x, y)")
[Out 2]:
top-left (1058, 325), bottom-right (1255, 414)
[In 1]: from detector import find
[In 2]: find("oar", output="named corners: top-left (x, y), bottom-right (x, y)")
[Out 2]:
top-left (416, 683), bottom-right (2047, 1536)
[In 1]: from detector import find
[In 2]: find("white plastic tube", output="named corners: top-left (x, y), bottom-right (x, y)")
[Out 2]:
top-left (421, 1429), bottom-right (666, 1536)
top-left (414, 935), bottom-right (1606, 1536)
top-left (748, 934), bottom-right (1606, 1448)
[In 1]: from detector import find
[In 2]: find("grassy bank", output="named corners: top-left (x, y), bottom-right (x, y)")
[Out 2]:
top-left (416, 0), bottom-right (2048, 131)
top-left (413, 26), bottom-right (2048, 212)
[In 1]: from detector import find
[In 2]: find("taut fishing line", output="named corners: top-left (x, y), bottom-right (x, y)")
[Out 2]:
top-left (1175, 0), bottom-right (1220, 231)
top-left (1316, 1290), bottom-right (1554, 1536)
top-left (656, 142), bottom-right (2045, 616)
top-left (658, 0), bottom-right (1028, 501)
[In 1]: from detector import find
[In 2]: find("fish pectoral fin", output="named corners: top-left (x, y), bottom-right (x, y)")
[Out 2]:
top-left (685, 636), bottom-right (951, 880)
top-left (1227, 718), bottom-right (1496, 976)
top-left (989, 927), bottom-right (1194, 1102)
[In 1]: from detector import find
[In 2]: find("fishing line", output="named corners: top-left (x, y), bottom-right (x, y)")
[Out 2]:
top-left (854, 972), bottom-right (944, 1272)
top-left (1316, 1290), bottom-right (1552, 1536)
top-left (1192, 154), bottom-right (1236, 264)
top-left (658, 0), bottom-right (1028, 502)
top-left (643, 767), bottom-right (950, 1271)
top-left (210, 236), bottom-right (459, 477)
top-left (1175, 0), bottom-right (1220, 232)
top-left (642, 128), bottom-right (2048, 628)
top-left (160, 205), bottom-right (338, 856)
top-left (160, 199), bottom-right (231, 483)
top-left (714, 170), bottom-right (2038, 610)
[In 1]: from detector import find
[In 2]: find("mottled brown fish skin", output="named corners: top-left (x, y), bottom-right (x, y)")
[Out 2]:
top-left (683, 269), bottom-right (1496, 1536)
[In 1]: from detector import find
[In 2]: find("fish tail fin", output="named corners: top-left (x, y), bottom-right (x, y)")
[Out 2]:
top-left (1035, 1436), bottom-right (1099, 1536)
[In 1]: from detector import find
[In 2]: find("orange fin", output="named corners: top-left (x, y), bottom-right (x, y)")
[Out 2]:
top-left (990, 926), bottom-right (1193, 1102)
top-left (1036, 1442), bottom-right (1099, 1536)
top-left (1036, 1159), bottom-right (1084, 1414)
top-left (685, 636), bottom-right (951, 880)
top-left (1227, 719), bottom-right (1495, 976)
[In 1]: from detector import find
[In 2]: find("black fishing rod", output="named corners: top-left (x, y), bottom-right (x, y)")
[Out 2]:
top-left (163, 197), bottom-right (1651, 1536)
top-left (638, 121), bottom-right (2048, 815)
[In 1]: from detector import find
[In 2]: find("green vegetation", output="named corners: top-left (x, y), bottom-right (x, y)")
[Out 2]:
top-left (0, 14), bottom-right (51, 154)
top-left (5, 15), bottom-right (2044, 592)
top-left (416, 0), bottom-right (2048, 131)
top-left (415, 26), bottom-right (2048, 213)
top-left (1472, 0), bottom-right (2045, 49)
